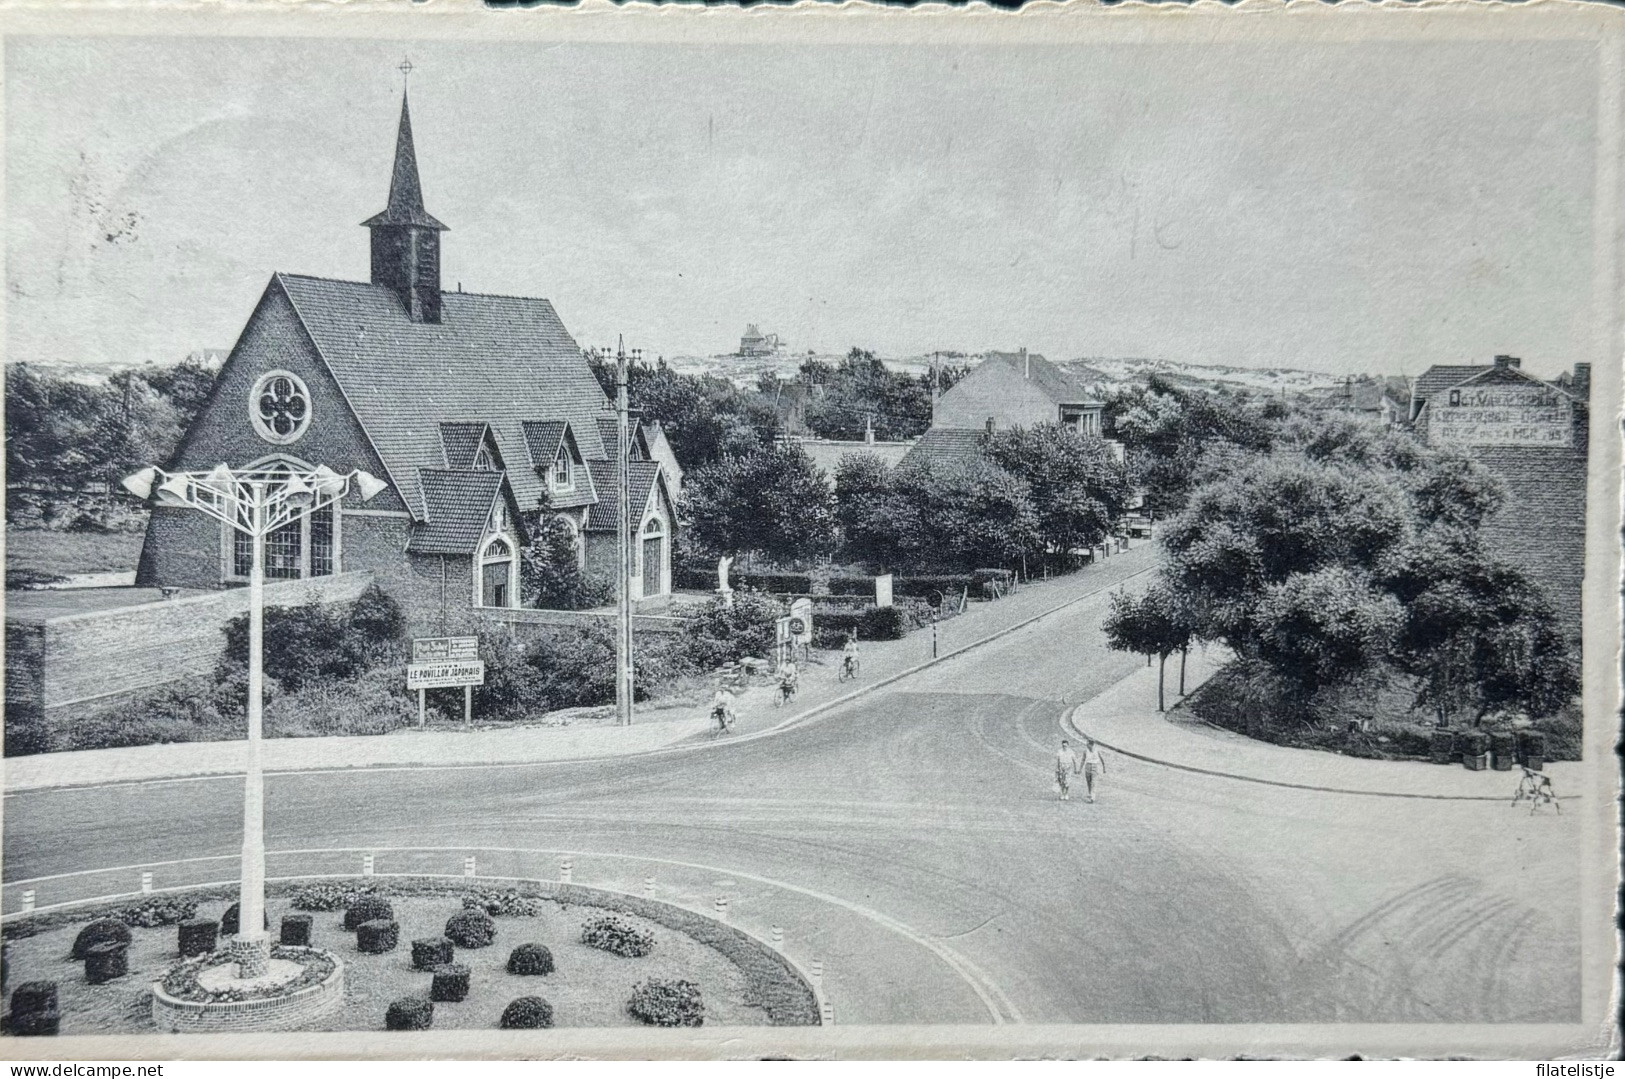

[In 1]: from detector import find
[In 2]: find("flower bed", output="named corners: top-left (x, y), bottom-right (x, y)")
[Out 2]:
top-left (159, 946), bottom-right (336, 1004)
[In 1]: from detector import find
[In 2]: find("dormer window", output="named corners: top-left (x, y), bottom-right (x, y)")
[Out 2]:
top-left (550, 447), bottom-right (574, 492)
top-left (473, 445), bottom-right (497, 471)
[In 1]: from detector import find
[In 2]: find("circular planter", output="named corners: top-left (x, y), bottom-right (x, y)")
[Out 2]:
top-left (150, 950), bottom-right (345, 1034)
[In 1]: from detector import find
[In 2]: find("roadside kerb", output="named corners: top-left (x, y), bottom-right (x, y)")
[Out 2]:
top-left (1063, 705), bottom-right (1576, 803)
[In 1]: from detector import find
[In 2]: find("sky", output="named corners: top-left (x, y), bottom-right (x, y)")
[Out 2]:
top-left (5, 33), bottom-right (1601, 381)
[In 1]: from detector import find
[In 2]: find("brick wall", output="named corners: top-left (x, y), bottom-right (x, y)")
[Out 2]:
top-left (16, 572), bottom-right (373, 715)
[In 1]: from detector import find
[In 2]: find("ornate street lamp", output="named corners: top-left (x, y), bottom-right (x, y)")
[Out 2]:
top-left (122, 463), bottom-right (388, 978)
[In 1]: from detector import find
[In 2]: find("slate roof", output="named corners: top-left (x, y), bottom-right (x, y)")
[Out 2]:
top-left (408, 469), bottom-right (506, 555)
top-left (585, 459), bottom-right (664, 532)
top-left (275, 273), bottom-right (611, 519)
top-left (899, 427), bottom-right (988, 468)
top-left (360, 92), bottom-right (447, 232)
top-left (979, 353), bottom-right (1104, 406)
top-left (439, 422), bottom-right (490, 469)
top-left (521, 420), bottom-right (569, 467)
top-left (1412, 365), bottom-right (1494, 406)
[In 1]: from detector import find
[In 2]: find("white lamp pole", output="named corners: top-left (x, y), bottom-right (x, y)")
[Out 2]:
top-left (122, 463), bottom-right (388, 978)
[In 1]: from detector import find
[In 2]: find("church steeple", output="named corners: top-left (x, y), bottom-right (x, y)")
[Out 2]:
top-left (363, 90), bottom-right (447, 323)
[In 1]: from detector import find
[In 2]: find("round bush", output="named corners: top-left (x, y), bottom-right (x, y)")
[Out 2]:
top-left (385, 997), bottom-right (433, 1031)
top-left (580, 914), bottom-right (653, 958)
top-left (445, 909), bottom-right (496, 949)
top-left (344, 897), bottom-right (395, 932)
top-left (85, 942), bottom-right (128, 985)
top-left (71, 919), bottom-right (131, 961)
top-left (357, 919), bottom-right (400, 955)
top-left (627, 978), bottom-right (704, 1027)
top-left (499, 995), bottom-right (555, 1029)
top-left (220, 903), bottom-right (269, 937)
top-left (429, 963), bottom-right (470, 1003)
top-left (506, 943), bottom-right (555, 976)
top-left (412, 937), bottom-right (454, 971)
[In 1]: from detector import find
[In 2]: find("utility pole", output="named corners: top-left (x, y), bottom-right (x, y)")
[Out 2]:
top-left (615, 337), bottom-right (635, 727)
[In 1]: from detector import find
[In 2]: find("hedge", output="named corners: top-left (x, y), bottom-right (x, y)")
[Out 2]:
top-left (674, 565), bottom-right (813, 595)
top-left (810, 605), bottom-right (911, 649)
top-left (71, 919), bottom-right (131, 961)
top-left (385, 997), bottom-right (433, 1031)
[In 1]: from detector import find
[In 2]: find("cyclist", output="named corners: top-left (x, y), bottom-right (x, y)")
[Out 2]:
top-left (840, 634), bottom-right (860, 681)
top-left (710, 687), bottom-right (736, 734)
top-left (777, 657), bottom-right (799, 706)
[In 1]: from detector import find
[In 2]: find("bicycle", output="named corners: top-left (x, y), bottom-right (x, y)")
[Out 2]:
top-left (711, 705), bottom-right (735, 737)
top-left (838, 654), bottom-right (861, 683)
top-left (773, 679), bottom-right (797, 708)
top-left (1511, 766), bottom-right (1559, 814)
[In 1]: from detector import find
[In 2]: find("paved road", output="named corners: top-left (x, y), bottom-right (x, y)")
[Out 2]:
top-left (2, 576), bottom-right (1580, 1026)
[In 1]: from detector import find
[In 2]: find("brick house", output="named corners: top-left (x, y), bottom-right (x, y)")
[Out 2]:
top-left (1412, 354), bottom-right (1590, 637)
top-left (133, 92), bottom-right (679, 627)
top-left (901, 349), bottom-right (1111, 468)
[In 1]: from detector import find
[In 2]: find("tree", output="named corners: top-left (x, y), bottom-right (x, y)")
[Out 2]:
top-left (984, 424), bottom-right (1130, 560)
top-left (587, 354), bottom-right (777, 469)
top-left (1253, 566), bottom-right (1404, 707)
top-left (1103, 583), bottom-right (1194, 712)
top-left (519, 511), bottom-right (614, 611)
top-left (682, 444), bottom-right (838, 567)
top-left (801, 348), bottom-right (937, 442)
top-left (833, 452), bottom-right (897, 568)
top-left (1379, 528), bottom-right (1579, 726)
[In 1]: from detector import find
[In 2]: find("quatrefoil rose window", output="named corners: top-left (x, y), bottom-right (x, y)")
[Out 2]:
top-left (249, 370), bottom-right (311, 445)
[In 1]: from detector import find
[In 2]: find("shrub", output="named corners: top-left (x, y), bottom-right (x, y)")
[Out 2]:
top-left (500, 995), bottom-right (555, 1029)
top-left (292, 882), bottom-right (376, 913)
top-left (178, 920), bottom-right (218, 958)
top-left (861, 605), bottom-right (909, 640)
top-left (429, 963), bottom-right (471, 1003)
top-left (220, 903), bottom-right (269, 937)
top-left (683, 590), bottom-right (783, 670)
top-left (219, 584), bottom-right (405, 693)
top-left (826, 574), bottom-right (874, 596)
top-left (5, 980), bottom-right (59, 1036)
top-left (280, 915), bottom-right (313, 947)
top-left (61, 679), bottom-right (241, 753)
top-left (463, 890), bottom-right (544, 918)
top-left (627, 978), bottom-right (704, 1027)
top-left (385, 997), bottom-right (433, 1031)
top-left (470, 633), bottom-right (547, 722)
top-left (71, 919), bottom-right (131, 961)
top-left (357, 920), bottom-right (400, 954)
top-left (263, 665), bottom-right (416, 739)
top-left (506, 943), bottom-right (555, 976)
top-left (344, 897), bottom-right (394, 932)
top-left (412, 937), bottom-right (454, 971)
top-left (893, 574), bottom-right (975, 601)
top-left (580, 915), bottom-right (653, 958)
top-left (117, 896), bottom-right (198, 928)
top-left (445, 909), bottom-right (496, 949)
top-left (85, 941), bottom-right (129, 985)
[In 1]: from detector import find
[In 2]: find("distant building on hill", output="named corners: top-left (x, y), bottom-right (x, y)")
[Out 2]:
top-left (1412, 353), bottom-right (1590, 638)
top-left (738, 324), bottom-right (781, 359)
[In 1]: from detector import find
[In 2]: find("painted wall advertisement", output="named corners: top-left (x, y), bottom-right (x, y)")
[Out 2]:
top-left (1432, 384), bottom-right (1573, 447)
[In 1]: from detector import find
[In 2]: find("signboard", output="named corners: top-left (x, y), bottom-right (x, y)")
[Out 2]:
top-left (875, 574), bottom-right (894, 609)
top-left (413, 636), bottom-right (479, 663)
top-left (1432, 384), bottom-right (1573, 448)
top-left (776, 616), bottom-right (793, 646)
top-left (407, 660), bottom-right (486, 690)
top-left (788, 598), bottom-right (813, 645)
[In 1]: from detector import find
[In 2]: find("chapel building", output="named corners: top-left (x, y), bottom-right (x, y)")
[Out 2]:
top-left (134, 92), bottom-right (679, 625)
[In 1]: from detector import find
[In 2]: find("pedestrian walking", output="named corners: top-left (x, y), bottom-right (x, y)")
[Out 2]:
top-left (1081, 738), bottom-right (1106, 802)
top-left (1055, 739), bottom-right (1080, 801)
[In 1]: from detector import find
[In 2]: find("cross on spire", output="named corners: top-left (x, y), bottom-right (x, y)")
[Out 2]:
top-left (398, 57), bottom-right (414, 84)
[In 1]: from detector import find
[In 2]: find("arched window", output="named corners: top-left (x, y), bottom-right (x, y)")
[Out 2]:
top-left (639, 516), bottom-right (666, 599)
top-left (478, 534), bottom-right (516, 608)
top-left (224, 459), bottom-right (337, 582)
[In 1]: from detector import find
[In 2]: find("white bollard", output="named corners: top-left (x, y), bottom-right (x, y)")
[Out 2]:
top-left (713, 896), bottom-right (729, 922)
top-left (140, 872), bottom-right (153, 894)
top-left (643, 876), bottom-right (656, 898)
top-left (770, 925), bottom-right (784, 950)
top-left (20, 890), bottom-right (35, 913)
top-left (463, 856), bottom-right (477, 878)
top-left (559, 858), bottom-right (573, 884)
top-left (810, 957), bottom-right (823, 985)
top-left (363, 854), bottom-right (375, 877)
top-left (821, 1000), bottom-right (834, 1025)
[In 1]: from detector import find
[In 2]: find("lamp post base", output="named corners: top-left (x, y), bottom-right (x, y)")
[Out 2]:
top-left (226, 935), bottom-right (272, 979)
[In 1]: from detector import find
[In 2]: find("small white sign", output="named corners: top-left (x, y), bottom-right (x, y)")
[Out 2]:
top-left (413, 636), bottom-right (479, 662)
top-left (875, 574), bottom-right (894, 609)
top-left (407, 660), bottom-right (486, 690)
